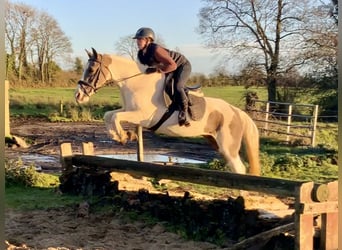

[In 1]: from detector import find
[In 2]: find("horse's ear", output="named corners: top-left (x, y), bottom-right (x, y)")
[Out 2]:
top-left (85, 49), bottom-right (92, 58)
top-left (91, 47), bottom-right (98, 58)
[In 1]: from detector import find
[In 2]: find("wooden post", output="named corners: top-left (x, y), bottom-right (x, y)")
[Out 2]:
top-left (136, 125), bottom-right (144, 162)
top-left (320, 181), bottom-right (338, 250)
top-left (59, 143), bottom-right (73, 171)
top-left (82, 142), bottom-right (94, 155)
top-left (264, 102), bottom-right (269, 136)
top-left (5, 80), bottom-right (10, 137)
top-left (295, 182), bottom-right (314, 250)
top-left (286, 104), bottom-right (292, 143)
top-left (311, 105), bottom-right (318, 147)
top-left (59, 100), bottom-right (63, 115)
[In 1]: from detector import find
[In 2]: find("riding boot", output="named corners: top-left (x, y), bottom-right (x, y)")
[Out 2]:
top-left (178, 100), bottom-right (190, 127)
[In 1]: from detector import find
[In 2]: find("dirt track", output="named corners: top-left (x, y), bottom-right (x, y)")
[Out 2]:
top-left (5, 118), bottom-right (294, 250)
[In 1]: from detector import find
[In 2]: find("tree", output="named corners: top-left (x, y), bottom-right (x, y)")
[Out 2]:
top-left (305, 0), bottom-right (338, 120)
top-left (237, 63), bottom-right (266, 87)
top-left (5, 1), bottom-right (35, 82)
top-left (114, 33), bottom-right (166, 61)
top-left (114, 34), bottom-right (138, 60)
top-left (31, 11), bottom-right (72, 83)
top-left (197, 0), bottom-right (335, 102)
top-left (74, 57), bottom-right (84, 75)
top-left (5, 1), bottom-right (72, 85)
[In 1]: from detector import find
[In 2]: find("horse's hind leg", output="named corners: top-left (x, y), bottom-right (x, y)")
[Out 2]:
top-left (204, 135), bottom-right (246, 174)
top-left (216, 130), bottom-right (247, 174)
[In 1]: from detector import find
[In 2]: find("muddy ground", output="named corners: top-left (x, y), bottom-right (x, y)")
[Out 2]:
top-left (5, 118), bottom-right (296, 250)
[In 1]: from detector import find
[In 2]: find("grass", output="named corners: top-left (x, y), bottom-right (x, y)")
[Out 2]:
top-left (203, 86), bottom-right (267, 107)
top-left (9, 86), bottom-right (264, 118)
top-left (5, 185), bottom-right (84, 210)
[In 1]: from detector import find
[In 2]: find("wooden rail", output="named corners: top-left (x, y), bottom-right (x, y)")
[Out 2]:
top-left (60, 142), bottom-right (338, 250)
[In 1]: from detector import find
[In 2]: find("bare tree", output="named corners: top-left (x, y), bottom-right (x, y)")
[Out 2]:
top-left (5, 1), bottom-right (35, 82)
top-left (5, 1), bottom-right (72, 84)
top-left (197, 0), bottom-right (335, 102)
top-left (114, 33), bottom-right (166, 61)
top-left (31, 11), bottom-right (72, 83)
top-left (114, 34), bottom-right (138, 60)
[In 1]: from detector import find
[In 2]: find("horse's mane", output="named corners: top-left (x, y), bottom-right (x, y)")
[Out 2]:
top-left (104, 54), bottom-right (145, 72)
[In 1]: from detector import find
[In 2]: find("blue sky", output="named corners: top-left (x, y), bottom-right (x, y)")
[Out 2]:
top-left (13, 0), bottom-right (223, 75)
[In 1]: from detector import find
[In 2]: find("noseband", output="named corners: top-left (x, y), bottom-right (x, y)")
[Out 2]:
top-left (78, 57), bottom-right (144, 96)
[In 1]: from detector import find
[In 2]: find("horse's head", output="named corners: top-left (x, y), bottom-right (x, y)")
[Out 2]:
top-left (75, 48), bottom-right (113, 104)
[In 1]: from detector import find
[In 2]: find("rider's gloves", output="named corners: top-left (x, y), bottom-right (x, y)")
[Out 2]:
top-left (145, 67), bottom-right (159, 74)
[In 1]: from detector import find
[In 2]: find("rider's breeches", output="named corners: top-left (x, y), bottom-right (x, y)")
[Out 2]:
top-left (169, 61), bottom-right (192, 107)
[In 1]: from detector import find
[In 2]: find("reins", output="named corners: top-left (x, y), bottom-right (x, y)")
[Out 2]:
top-left (78, 57), bottom-right (144, 96)
top-left (106, 72), bottom-right (144, 85)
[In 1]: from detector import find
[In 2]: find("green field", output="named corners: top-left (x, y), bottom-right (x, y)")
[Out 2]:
top-left (9, 85), bottom-right (263, 107)
top-left (9, 86), bottom-right (264, 117)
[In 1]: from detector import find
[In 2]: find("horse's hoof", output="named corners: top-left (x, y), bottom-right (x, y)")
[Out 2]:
top-left (179, 119), bottom-right (190, 127)
top-left (119, 139), bottom-right (127, 145)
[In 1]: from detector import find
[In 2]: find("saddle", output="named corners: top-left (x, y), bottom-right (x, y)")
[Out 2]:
top-left (149, 82), bottom-right (206, 131)
top-left (164, 84), bottom-right (206, 121)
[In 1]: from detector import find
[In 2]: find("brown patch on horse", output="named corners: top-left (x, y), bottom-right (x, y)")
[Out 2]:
top-left (102, 54), bottom-right (113, 67)
top-left (204, 111), bottom-right (224, 135)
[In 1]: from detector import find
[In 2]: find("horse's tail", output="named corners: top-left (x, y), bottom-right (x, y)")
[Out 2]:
top-left (242, 112), bottom-right (261, 176)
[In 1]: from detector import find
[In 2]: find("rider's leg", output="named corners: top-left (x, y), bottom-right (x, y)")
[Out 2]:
top-left (173, 62), bottom-right (191, 126)
top-left (177, 91), bottom-right (190, 126)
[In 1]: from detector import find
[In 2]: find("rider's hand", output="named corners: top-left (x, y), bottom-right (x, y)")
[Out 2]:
top-left (145, 67), bottom-right (159, 74)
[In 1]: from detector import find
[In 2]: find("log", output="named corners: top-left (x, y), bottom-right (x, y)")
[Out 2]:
top-left (67, 154), bottom-right (308, 197)
top-left (311, 183), bottom-right (329, 202)
top-left (228, 223), bottom-right (295, 250)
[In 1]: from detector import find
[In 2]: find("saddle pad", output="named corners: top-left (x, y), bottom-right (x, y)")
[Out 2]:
top-left (188, 92), bottom-right (206, 121)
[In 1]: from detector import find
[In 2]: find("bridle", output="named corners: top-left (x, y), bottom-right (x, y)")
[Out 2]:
top-left (77, 56), bottom-right (143, 96)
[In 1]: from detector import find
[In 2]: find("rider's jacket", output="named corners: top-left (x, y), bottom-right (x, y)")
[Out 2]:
top-left (138, 43), bottom-right (188, 70)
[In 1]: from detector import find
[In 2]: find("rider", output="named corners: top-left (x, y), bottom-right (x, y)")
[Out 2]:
top-left (133, 27), bottom-right (191, 127)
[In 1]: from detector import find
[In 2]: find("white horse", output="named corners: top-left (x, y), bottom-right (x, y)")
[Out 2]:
top-left (75, 48), bottom-right (260, 175)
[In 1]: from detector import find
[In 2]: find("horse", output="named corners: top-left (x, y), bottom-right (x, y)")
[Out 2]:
top-left (75, 48), bottom-right (260, 175)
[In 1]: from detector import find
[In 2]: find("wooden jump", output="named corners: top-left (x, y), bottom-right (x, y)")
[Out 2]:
top-left (60, 142), bottom-right (338, 250)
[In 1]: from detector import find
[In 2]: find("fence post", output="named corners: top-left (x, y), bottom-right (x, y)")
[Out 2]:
top-left (82, 142), bottom-right (94, 155)
top-left (286, 104), bottom-right (292, 143)
top-left (59, 100), bottom-right (63, 115)
top-left (320, 181), bottom-right (338, 249)
top-left (137, 125), bottom-right (144, 162)
top-left (311, 105), bottom-right (318, 147)
top-left (295, 182), bottom-right (314, 250)
top-left (60, 143), bottom-right (73, 171)
top-left (264, 102), bottom-right (270, 135)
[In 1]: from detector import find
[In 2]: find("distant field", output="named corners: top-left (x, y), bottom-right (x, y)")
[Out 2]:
top-left (9, 86), bottom-right (266, 111)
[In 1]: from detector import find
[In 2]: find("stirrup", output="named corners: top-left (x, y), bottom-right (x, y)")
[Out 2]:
top-left (179, 119), bottom-right (190, 127)
top-left (178, 116), bottom-right (190, 127)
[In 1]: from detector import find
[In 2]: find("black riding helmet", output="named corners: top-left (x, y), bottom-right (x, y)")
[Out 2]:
top-left (133, 27), bottom-right (155, 41)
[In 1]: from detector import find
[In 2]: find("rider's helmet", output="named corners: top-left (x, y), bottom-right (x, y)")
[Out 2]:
top-left (133, 27), bottom-right (155, 41)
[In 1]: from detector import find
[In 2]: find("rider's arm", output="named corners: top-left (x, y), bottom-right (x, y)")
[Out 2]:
top-left (154, 46), bottom-right (177, 73)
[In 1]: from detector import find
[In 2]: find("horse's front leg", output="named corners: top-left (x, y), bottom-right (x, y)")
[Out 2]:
top-left (104, 110), bottom-right (123, 142)
top-left (104, 110), bottom-right (143, 144)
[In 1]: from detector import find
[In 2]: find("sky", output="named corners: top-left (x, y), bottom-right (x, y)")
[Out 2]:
top-left (12, 0), bottom-right (224, 75)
